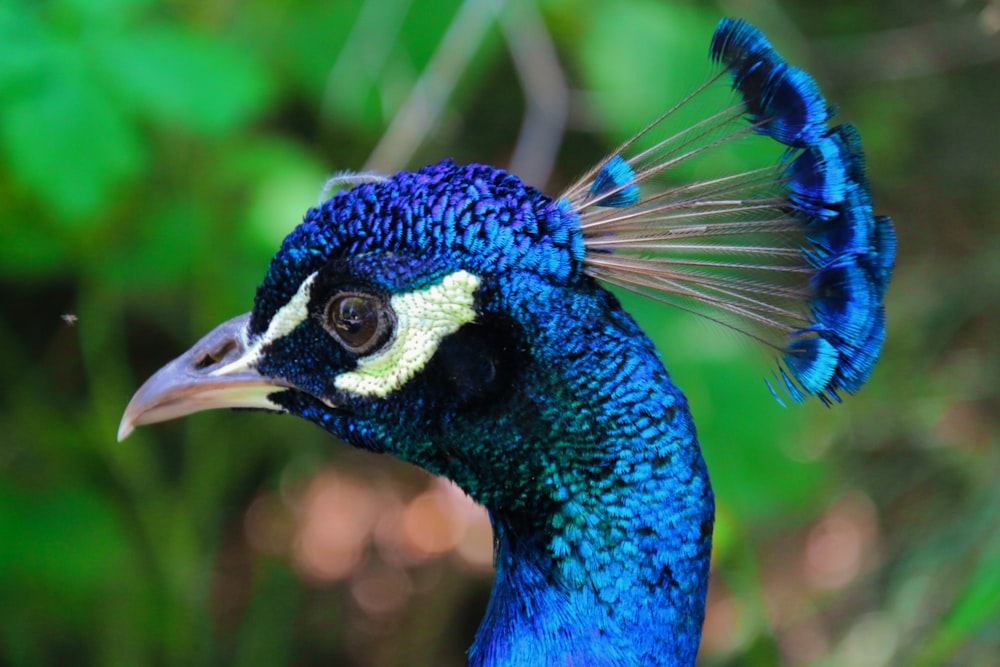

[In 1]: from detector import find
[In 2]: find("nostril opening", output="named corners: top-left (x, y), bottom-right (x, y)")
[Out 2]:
top-left (193, 354), bottom-right (215, 370)
top-left (194, 340), bottom-right (237, 370)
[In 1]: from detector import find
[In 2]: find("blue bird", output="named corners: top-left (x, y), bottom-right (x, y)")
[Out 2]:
top-left (119, 19), bottom-right (893, 666)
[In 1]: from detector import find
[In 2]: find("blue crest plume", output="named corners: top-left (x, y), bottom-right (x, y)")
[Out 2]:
top-left (871, 215), bottom-right (897, 295)
top-left (709, 18), bottom-right (830, 146)
top-left (589, 155), bottom-right (641, 208)
top-left (562, 18), bottom-right (895, 403)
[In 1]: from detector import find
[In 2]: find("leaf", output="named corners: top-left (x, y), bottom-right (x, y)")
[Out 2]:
top-left (577, 2), bottom-right (720, 131)
top-left (0, 5), bottom-right (52, 92)
top-left (0, 70), bottom-right (145, 222)
top-left (219, 138), bottom-right (330, 251)
top-left (0, 210), bottom-right (72, 278)
top-left (231, 1), bottom-right (358, 103)
top-left (576, 1), bottom-right (783, 180)
top-left (95, 25), bottom-right (271, 136)
top-left (0, 483), bottom-right (129, 596)
top-left (915, 500), bottom-right (1000, 665)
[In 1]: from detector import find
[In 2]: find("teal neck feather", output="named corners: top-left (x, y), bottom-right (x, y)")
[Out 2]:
top-left (235, 155), bottom-right (722, 664)
top-left (283, 271), bottom-right (714, 664)
top-left (357, 274), bottom-right (714, 665)
top-left (466, 277), bottom-right (713, 666)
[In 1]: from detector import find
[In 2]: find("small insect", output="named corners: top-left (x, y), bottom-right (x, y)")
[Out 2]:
top-left (60, 313), bottom-right (78, 326)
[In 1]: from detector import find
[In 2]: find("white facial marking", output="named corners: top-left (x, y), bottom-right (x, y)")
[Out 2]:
top-left (335, 270), bottom-right (481, 397)
top-left (213, 271), bottom-right (319, 376)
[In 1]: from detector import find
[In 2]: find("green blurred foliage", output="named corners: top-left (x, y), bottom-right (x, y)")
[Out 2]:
top-left (1, 0), bottom-right (998, 665)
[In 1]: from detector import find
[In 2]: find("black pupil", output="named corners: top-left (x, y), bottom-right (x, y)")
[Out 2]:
top-left (331, 295), bottom-right (378, 348)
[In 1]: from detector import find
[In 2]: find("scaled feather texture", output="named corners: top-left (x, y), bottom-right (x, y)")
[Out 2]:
top-left (119, 18), bottom-right (893, 667)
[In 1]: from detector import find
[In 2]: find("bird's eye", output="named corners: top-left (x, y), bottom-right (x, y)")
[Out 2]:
top-left (323, 291), bottom-right (394, 355)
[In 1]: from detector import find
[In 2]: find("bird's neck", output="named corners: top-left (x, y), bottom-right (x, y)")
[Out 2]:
top-left (466, 283), bottom-right (715, 666)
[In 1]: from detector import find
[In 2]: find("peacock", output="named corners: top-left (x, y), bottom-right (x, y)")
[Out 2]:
top-left (118, 18), bottom-right (894, 666)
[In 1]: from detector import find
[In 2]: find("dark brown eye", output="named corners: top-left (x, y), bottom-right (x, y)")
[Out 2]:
top-left (323, 292), bottom-right (393, 354)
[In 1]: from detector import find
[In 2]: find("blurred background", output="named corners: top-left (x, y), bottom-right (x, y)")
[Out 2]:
top-left (2, 0), bottom-right (998, 665)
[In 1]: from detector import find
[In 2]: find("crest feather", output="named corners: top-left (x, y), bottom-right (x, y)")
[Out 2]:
top-left (562, 18), bottom-right (894, 404)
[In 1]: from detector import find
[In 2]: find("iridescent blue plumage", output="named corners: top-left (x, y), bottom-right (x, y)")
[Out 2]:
top-left (589, 155), bottom-right (641, 208)
top-left (250, 161), bottom-right (586, 337)
top-left (118, 17), bottom-right (893, 667)
top-left (871, 215), bottom-right (897, 294)
top-left (570, 18), bottom-right (894, 406)
top-left (710, 17), bottom-right (831, 147)
top-left (710, 18), bottom-right (893, 403)
top-left (786, 133), bottom-right (852, 219)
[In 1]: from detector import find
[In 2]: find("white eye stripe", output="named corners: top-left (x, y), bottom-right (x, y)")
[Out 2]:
top-left (334, 270), bottom-right (481, 397)
top-left (213, 269), bottom-right (481, 398)
top-left (212, 271), bottom-right (319, 376)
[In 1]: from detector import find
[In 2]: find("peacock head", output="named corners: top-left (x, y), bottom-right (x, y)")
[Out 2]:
top-left (118, 159), bottom-right (608, 510)
top-left (119, 17), bottom-right (895, 515)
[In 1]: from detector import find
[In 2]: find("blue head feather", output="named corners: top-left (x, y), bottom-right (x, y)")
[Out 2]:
top-left (871, 215), bottom-right (897, 296)
top-left (783, 336), bottom-right (838, 396)
top-left (589, 155), bottom-right (641, 208)
top-left (830, 307), bottom-right (886, 393)
top-left (710, 18), bottom-right (830, 147)
top-left (786, 134), bottom-right (852, 219)
top-left (810, 257), bottom-right (879, 342)
top-left (250, 160), bottom-right (586, 336)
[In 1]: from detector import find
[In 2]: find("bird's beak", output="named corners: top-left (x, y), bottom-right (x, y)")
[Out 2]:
top-left (117, 313), bottom-right (290, 442)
